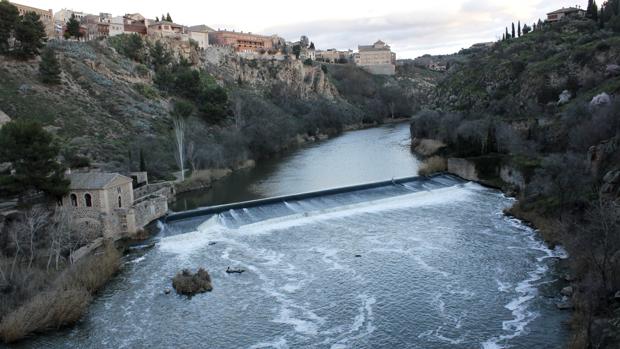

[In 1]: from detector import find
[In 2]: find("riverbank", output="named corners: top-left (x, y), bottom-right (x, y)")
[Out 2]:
top-left (414, 149), bottom-right (620, 349)
top-left (173, 119), bottom-right (413, 198)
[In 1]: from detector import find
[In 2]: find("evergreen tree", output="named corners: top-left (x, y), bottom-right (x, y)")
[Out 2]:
top-left (139, 148), bottom-right (147, 172)
top-left (505, 27), bottom-right (510, 39)
top-left (518, 21), bottom-right (521, 37)
top-left (0, 120), bottom-right (69, 200)
top-left (150, 40), bottom-right (172, 70)
top-left (162, 14), bottom-right (166, 22)
top-left (309, 42), bottom-right (315, 50)
top-left (0, 0), bottom-right (19, 54)
top-left (155, 16), bottom-right (160, 22)
top-left (587, 0), bottom-right (599, 20)
top-left (13, 12), bottom-right (46, 59)
top-left (522, 24), bottom-right (531, 35)
top-left (166, 13), bottom-right (172, 22)
top-left (511, 22), bottom-right (515, 39)
top-left (39, 47), bottom-right (61, 84)
top-left (66, 13), bottom-right (81, 39)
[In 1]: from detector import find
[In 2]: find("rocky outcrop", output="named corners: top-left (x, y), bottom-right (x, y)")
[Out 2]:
top-left (447, 158), bottom-right (478, 181)
top-left (591, 92), bottom-right (612, 107)
top-left (202, 47), bottom-right (339, 100)
top-left (601, 169), bottom-right (620, 198)
top-left (0, 110), bottom-right (10, 127)
top-left (588, 137), bottom-right (619, 177)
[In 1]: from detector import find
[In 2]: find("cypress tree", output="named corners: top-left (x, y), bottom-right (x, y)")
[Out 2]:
top-left (166, 13), bottom-right (172, 22)
top-left (511, 22), bottom-right (515, 39)
top-left (139, 148), bottom-right (147, 172)
top-left (518, 21), bottom-right (521, 37)
top-left (39, 47), bottom-right (61, 84)
top-left (505, 27), bottom-right (510, 39)
top-left (66, 14), bottom-right (81, 39)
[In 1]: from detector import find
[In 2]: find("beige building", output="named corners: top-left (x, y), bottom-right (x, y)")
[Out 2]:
top-left (546, 7), bottom-right (586, 22)
top-left (61, 172), bottom-right (170, 238)
top-left (188, 25), bottom-right (214, 49)
top-left (10, 2), bottom-right (54, 38)
top-left (316, 49), bottom-right (352, 63)
top-left (356, 40), bottom-right (396, 75)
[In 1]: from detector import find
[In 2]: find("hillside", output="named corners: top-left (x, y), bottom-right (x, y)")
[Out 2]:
top-left (410, 17), bottom-right (620, 349)
top-left (0, 38), bottom-right (437, 180)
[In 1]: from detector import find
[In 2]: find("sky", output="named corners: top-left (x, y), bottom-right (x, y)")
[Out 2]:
top-left (23, 0), bottom-right (582, 58)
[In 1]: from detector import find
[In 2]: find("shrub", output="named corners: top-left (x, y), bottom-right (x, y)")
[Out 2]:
top-left (172, 268), bottom-right (213, 296)
top-left (0, 288), bottom-right (91, 343)
top-left (303, 58), bottom-right (312, 66)
top-left (134, 83), bottom-right (158, 99)
top-left (56, 244), bottom-right (121, 293)
top-left (418, 156), bottom-right (447, 176)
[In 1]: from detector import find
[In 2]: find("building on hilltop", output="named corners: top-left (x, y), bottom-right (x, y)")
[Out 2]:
top-left (148, 21), bottom-right (186, 38)
top-left (187, 25), bottom-right (214, 49)
top-left (61, 171), bottom-right (172, 238)
top-left (209, 30), bottom-right (275, 53)
top-left (546, 7), bottom-right (586, 22)
top-left (122, 13), bottom-right (147, 35)
top-left (356, 40), bottom-right (396, 75)
top-left (10, 2), bottom-right (54, 38)
top-left (54, 8), bottom-right (87, 23)
top-left (316, 49), bottom-right (352, 63)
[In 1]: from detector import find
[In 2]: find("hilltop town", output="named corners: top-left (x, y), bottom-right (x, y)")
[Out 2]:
top-left (10, 2), bottom-right (397, 75)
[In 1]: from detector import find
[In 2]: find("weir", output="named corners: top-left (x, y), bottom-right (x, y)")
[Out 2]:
top-left (165, 174), bottom-right (462, 222)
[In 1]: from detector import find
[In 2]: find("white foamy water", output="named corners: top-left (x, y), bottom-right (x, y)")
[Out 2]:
top-left (25, 178), bottom-right (569, 349)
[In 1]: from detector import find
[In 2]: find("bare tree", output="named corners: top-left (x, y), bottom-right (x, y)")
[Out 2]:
top-left (47, 207), bottom-right (72, 271)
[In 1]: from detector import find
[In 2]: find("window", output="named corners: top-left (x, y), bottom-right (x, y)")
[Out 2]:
top-left (84, 193), bottom-right (92, 207)
top-left (70, 194), bottom-right (78, 207)
top-left (118, 196), bottom-right (122, 208)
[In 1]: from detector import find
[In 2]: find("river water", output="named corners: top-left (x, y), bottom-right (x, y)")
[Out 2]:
top-left (17, 123), bottom-right (570, 348)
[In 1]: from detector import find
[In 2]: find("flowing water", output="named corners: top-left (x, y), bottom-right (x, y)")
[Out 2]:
top-left (16, 124), bottom-right (570, 348)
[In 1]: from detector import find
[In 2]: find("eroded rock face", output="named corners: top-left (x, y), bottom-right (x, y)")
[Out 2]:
top-left (590, 92), bottom-right (611, 107)
top-left (0, 110), bottom-right (10, 128)
top-left (601, 169), bottom-right (620, 198)
top-left (606, 64), bottom-right (620, 77)
top-left (557, 90), bottom-right (572, 105)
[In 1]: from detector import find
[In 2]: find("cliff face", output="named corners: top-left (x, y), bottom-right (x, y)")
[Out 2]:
top-left (202, 46), bottom-right (339, 100)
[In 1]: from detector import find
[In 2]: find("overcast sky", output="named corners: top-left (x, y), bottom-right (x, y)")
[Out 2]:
top-left (25, 0), bottom-right (581, 58)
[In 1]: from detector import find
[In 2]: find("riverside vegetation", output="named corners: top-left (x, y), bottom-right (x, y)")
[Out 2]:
top-left (410, 4), bottom-right (620, 348)
top-left (0, 0), bottom-right (432, 342)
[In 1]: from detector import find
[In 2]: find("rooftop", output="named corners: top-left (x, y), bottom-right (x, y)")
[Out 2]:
top-left (547, 7), bottom-right (585, 15)
top-left (68, 172), bottom-right (132, 190)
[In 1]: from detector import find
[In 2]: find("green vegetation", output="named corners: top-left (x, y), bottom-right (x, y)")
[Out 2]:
top-left (65, 14), bottom-right (81, 40)
top-left (109, 33), bottom-right (145, 62)
top-left (39, 47), bottom-right (61, 85)
top-left (0, 1), bottom-right (46, 59)
top-left (0, 120), bottom-right (69, 200)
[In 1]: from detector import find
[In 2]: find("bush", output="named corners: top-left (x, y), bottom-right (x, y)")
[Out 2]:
top-left (418, 156), bottom-right (447, 176)
top-left (109, 34), bottom-right (145, 62)
top-left (56, 244), bottom-right (121, 293)
top-left (303, 58), bottom-right (312, 66)
top-left (134, 83), bottom-right (159, 99)
top-left (0, 288), bottom-right (91, 343)
top-left (172, 268), bottom-right (213, 296)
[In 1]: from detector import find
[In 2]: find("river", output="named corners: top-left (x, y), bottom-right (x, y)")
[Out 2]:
top-left (17, 123), bottom-right (570, 349)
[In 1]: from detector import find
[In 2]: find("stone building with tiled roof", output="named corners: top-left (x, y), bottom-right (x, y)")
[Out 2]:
top-left (61, 171), bottom-right (170, 238)
top-left (546, 7), bottom-right (586, 22)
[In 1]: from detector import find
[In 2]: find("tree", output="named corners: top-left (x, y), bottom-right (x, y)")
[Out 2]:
top-left (587, 0), bottom-right (600, 21)
top-left (166, 13), bottom-right (172, 22)
top-left (0, 0), bottom-right (19, 53)
top-left (292, 44), bottom-right (301, 59)
top-left (39, 47), bottom-right (61, 84)
top-left (518, 21), bottom-right (521, 37)
top-left (511, 22), bottom-right (515, 39)
top-left (0, 120), bottom-right (69, 200)
top-left (66, 13), bottom-right (81, 39)
top-left (505, 27), bottom-right (510, 39)
top-left (139, 148), bottom-right (147, 172)
top-left (155, 16), bottom-right (159, 22)
top-left (171, 100), bottom-right (193, 181)
top-left (309, 42), bottom-right (315, 50)
top-left (13, 11), bottom-right (46, 59)
top-left (522, 24), bottom-right (531, 35)
top-left (149, 40), bottom-right (172, 71)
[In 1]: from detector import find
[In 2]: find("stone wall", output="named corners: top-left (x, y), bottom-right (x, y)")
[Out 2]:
top-left (359, 64), bottom-right (396, 76)
top-left (133, 182), bottom-right (175, 201)
top-left (132, 194), bottom-right (168, 230)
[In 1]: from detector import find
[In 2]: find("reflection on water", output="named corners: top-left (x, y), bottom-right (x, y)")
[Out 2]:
top-left (172, 123), bottom-right (419, 211)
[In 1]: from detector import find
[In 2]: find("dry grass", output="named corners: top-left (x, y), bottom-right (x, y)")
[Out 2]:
top-left (0, 288), bottom-right (91, 343)
top-left (172, 268), bottom-right (213, 296)
top-left (418, 156), bottom-right (447, 176)
top-left (0, 244), bottom-right (121, 343)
